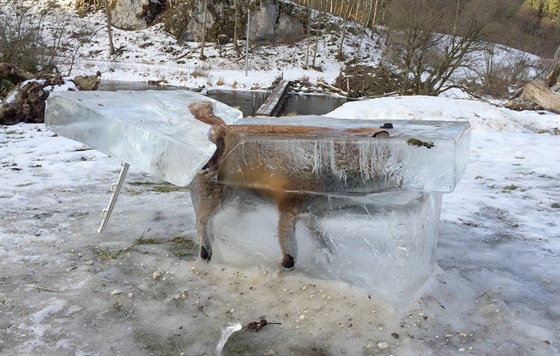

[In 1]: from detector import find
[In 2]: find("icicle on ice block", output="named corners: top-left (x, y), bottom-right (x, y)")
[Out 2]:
top-left (45, 90), bottom-right (243, 186)
top-left (216, 116), bottom-right (471, 194)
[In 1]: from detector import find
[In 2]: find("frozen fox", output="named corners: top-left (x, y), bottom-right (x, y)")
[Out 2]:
top-left (189, 101), bottom-right (388, 268)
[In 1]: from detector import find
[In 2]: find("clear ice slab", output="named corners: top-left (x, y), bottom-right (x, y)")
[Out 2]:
top-left (217, 116), bottom-right (470, 194)
top-left (45, 90), bottom-right (243, 186)
top-left (207, 189), bottom-right (442, 302)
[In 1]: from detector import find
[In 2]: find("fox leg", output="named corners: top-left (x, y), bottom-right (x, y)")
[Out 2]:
top-left (276, 193), bottom-right (306, 268)
top-left (195, 206), bottom-right (213, 261)
top-left (278, 210), bottom-right (297, 268)
top-left (190, 172), bottom-right (223, 261)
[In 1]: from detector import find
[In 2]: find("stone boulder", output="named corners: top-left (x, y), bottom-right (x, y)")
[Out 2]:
top-left (110, 0), bottom-right (163, 30)
top-left (249, 0), bottom-right (306, 43)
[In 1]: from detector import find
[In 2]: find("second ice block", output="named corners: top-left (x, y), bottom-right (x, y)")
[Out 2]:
top-left (207, 189), bottom-right (442, 302)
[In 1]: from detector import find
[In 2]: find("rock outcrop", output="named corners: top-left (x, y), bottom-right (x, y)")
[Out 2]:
top-left (110, 0), bottom-right (163, 30)
top-left (164, 0), bottom-right (307, 45)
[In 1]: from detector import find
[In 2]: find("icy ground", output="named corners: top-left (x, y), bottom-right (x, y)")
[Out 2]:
top-left (1, 96), bottom-right (559, 355)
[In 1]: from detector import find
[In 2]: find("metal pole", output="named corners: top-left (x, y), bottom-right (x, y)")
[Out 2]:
top-left (245, 9), bottom-right (250, 76)
top-left (98, 161), bottom-right (129, 233)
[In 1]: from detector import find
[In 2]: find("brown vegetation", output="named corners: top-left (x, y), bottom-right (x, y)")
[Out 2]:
top-left (295, 0), bottom-right (560, 58)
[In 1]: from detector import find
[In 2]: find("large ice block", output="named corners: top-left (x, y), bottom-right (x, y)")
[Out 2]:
top-left (217, 116), bottom-right (470, 194)
top-left (207, 188), bottom-right (442, 302)
top-left (45, 90), bottom-right (243, 186)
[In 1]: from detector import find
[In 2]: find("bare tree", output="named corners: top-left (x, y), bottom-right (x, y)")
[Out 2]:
top-left (103, 0), bottom-right (115, 55)
top-left (356, 0), bottom-right (376, 58)
top-left (199, 0), bottom-right (208, 60)
top-left (382, 0), bottom-right (485, 95)
top-left (312, 0), bottom-right (324, 68)
top-left (304, 9), bottom-right (311, 68)
top-left (337, 0), bottom-right (355, 60)
top-left (453, 0), bottom-right (460, 34)
top-left (233, 0), bottom-right (240, 56)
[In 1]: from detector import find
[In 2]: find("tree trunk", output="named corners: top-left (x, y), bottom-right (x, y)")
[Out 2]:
top-left (357, 0), bottom-right (375, 59)
top-left (304, 11), bottom-right (311, 69)
top-left (372, 0), bottom-right (380, 27)
top-left (523, 80), bottom-right (560, 114)
top-left (199, 0), bottom-right (208, 60)
top-left (233, 0), bottom-right (240, 56)
top-left (104, 0), bottom-right (115, 55)
top-left (337, 0), bottom-right (351, 59)
top-left (312, 0), bottom-right (324, 68)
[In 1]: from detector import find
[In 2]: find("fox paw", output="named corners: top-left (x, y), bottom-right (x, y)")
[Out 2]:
top-left (282, 254), bottom-right (295, 269)
top-left (200, 246), bottom-right (212, 261)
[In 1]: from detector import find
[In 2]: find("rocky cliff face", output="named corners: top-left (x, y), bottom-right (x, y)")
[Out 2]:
top-left (248, 0), bottom-right (307, 43)
top-left (158, 0), bottom-right (308, 44)
top-left (110, 0), bottom-right (163, 30)
top-left (108, 0), bottom-right (307, 43)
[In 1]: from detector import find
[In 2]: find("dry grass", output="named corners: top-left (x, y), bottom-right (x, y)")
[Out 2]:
top-left (191, 64), bottom-right (210, 78)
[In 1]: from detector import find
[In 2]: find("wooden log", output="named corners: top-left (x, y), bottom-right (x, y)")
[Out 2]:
top-left (523, 79), bottom-right (560, 114)
top-left (505, 97), bottom-right (542, 111)
top-left (255, 80), bottom-right (290, 116)
top-left (0, 63), bottom-right (34, 82)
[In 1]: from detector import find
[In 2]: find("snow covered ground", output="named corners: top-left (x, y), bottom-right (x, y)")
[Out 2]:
top-left (1, 1), bottom-right (559, 355)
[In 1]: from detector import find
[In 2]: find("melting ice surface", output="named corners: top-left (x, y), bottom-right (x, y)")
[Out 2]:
top-left (45, 90), bottom-right (243, 186)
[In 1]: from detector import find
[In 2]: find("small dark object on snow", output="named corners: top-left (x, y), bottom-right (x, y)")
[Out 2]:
top-left (380, 123), bottom-right (394, 129)
top-left (245, 319), bottom-right (281, 332)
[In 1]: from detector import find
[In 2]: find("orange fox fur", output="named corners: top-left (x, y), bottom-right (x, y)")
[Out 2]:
top-left (189, 101), bottom-right (388, 268)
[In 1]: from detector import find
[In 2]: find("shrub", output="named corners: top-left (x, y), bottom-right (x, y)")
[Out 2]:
top-left (191, 65), bottom-right (210, 78)
top-left (0, 3), bottom-right (95, 75)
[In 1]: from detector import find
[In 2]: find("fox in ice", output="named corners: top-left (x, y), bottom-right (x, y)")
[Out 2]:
top-left (189, 101), bottom-right (389, 268)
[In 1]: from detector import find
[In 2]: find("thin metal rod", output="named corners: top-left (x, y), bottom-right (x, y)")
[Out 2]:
top-left (98, 161), bottom-right (130, 233)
